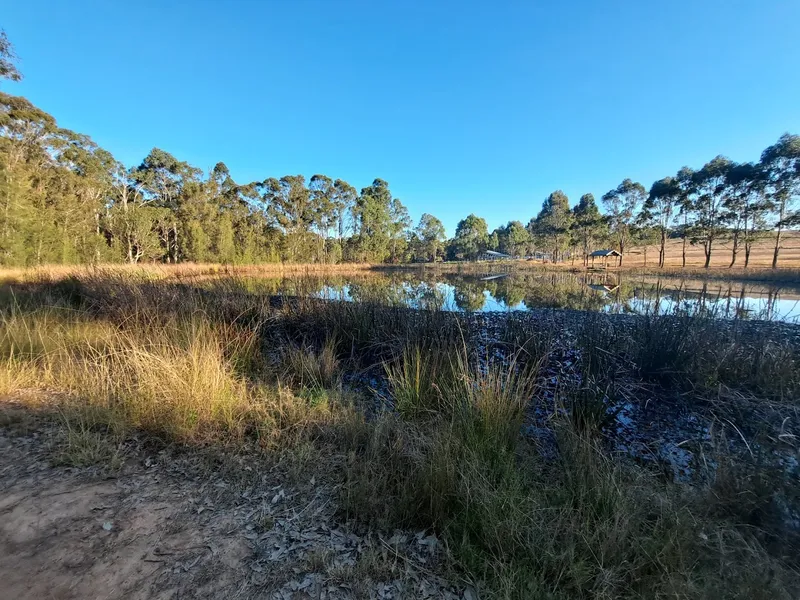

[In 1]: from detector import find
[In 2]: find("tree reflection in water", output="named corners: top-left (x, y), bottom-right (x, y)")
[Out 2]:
top-left (231, 271), bottom-right (800, 322)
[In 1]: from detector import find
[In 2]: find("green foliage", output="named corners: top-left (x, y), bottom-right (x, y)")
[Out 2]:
top-left (602, 179), bottom-right (646, 265)
top-left (350, 179), bottom-right (410, 263)
top-left (494, 220), bottom-right (531, 257)
top-left (572, 193), bottom-right (607, 265)
top-left (450, 213), bottom-right (489, 260)
top-left (761, 133), bottom-right (800, 268)
top-left (691, 155), bottom-right (734, 268)
top-left (530, 190), bottom-right (573, 262)
top-left (0, 30), bottom-right (22, 84)
top-left (412, 213), bottom-right (447, 262)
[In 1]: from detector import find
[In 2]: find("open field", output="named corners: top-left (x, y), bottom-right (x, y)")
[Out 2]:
top-left (1, 272), bottom-right (799, 599)
top-left (620, 232), bottom-right (800, 269)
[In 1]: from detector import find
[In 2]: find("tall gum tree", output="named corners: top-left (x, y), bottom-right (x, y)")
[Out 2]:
top-left (724, 162), bottom-right (767, 268)
top-left (643, 177), bottom-right (680, 268)
top-left (601, 179), bottom-right (645, 266)
top-left (450, 214), bottom-right (489, 261)
top-left (692, 155), bottom-right (733, 268)
top-left (531, 191), bottom-right (573, 263)
top-left (760, 133), bottom-right (800, 268)
top-left (572, 193), bottom-right (605, 266)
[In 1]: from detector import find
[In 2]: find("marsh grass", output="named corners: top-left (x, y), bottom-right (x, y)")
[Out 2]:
top-left (565, 375), bottom-right (623, 435)
top-left (0, 272), bottom-right (798, 598)
top-left (281, 336), bottom-right (341, 391)
top-left (573, 309), bottom-right (800, 400)
top-left (344, 413), bottom-right (798, 598)
top-left (385, 344), bottom-right (456, 418)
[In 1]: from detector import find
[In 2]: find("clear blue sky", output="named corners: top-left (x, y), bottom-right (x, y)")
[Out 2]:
top-left (3, 1), bottom-right (799, 235)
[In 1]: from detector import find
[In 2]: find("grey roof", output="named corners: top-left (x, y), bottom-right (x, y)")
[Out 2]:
top-left (483, 250), bottom-right (511, 257)
top-left (589, 249), bottom-right (621, 257)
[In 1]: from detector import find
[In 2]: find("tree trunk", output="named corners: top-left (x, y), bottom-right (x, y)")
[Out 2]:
top-left (704, 239), bottom-right (712, 269)
top-left (659, 229), bottom-right (666, 268)
top-left (773, 225), bottom-right (783, 269)
top-left (744, 243), bottom-right (751, 268)
top-left (682, 235), bottom-right (687, 268)
top-left (773, 196), bottom-right (787, 269)
top-left (729, 231), bottom-right (739, 268)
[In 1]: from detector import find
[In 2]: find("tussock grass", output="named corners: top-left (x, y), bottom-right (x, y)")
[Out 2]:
top-left (385, 344), bottom-right (455, 417)
top-left (345, 415), bottom-right (798, 598)
top-left (281, 336), bottom-right (341, 391)
top-left (573, 310), bottom-right (800, 400)
top-left (0, 272), bottom-right (798, 598)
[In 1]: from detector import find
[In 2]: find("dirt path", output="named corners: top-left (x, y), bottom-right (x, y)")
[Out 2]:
top-left (0, 418), bottom-right (462, 600)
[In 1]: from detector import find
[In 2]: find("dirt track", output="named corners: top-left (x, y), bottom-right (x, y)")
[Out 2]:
top-left (0, 414), bottom-right (461, 600)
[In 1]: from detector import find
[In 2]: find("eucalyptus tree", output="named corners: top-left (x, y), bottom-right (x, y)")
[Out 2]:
top-left (760, 133), bottom-right (800, 268)
top-left (351, 178), bottom-right (398, 262)
top-left (56, 131), bottom-right (118, 261)
top-left (505, 220), bottom-right (531, 257)
top-left (332, 179), bottom-right (357, 241)
top-left (601, 179), bottom-right (645, 266)
top-left (692, 156), bottom-right (733, 268)
top-left (309, 174), bottom-right (337, 261)
top-left (571, 193), bottom-right (605, 266)
top-left (130, 148), bottom-right (203, 262)
top-left (0, 30), bottom-right (22, 85)
top-left (493, 221), bottom-right (530, 257)
top-left (0, 90), bottom-right (121, 264)
top-left (488, 228), bottom-right (501, 252)
top-left (413, 213), bottom-right (447, 262)
top-left (260, 175), bottom-right (315, 262)
top-left (724, 162), bottom-right (768, 268)
top-left (387, 198), bottom-right (411, 263)
top-left (642, 177), bottom-right (680, 267)
top-left (451, 214), bottom-right (489, 260)
top-left (674, 167), bottom-right (696, 268)
top-left (531, 191), bottom-right (573, 263)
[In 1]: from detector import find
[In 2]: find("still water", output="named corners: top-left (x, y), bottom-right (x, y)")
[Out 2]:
top-left (251, 271), bottom-right (800, 323)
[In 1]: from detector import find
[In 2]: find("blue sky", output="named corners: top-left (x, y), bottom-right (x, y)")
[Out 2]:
top-left (3, 1), bottom-right (799, 235)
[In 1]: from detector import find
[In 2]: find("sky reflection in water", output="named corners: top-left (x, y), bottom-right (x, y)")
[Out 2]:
top-left (260, 272), bottom-right (800, 323)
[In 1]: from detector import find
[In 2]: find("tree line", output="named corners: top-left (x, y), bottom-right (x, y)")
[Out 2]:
top-left (451, 140), bottom-right (800, 269)
top-left (0, 31), bottom-right (798, 268)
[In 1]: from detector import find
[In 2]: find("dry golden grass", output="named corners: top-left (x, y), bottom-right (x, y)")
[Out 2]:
top-left (621, 232), bottom-right (800, 269)
top-left (0, 261), bottom-right (406, 284)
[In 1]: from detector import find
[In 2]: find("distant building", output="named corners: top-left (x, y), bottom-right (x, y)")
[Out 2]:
top-left (589, 249), bottom-right (622, 267)
top-left (479, 250), bottom-right (512, 261)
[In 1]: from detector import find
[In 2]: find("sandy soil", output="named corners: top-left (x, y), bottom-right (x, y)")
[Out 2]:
top-left (0, 410), bottom-right (463, 600)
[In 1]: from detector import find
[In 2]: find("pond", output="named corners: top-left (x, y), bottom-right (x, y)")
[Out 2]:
top-left (242, 270), bottom-right (800, 323)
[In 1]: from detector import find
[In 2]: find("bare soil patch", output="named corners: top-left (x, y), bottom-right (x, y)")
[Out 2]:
top-left (0, 410), bottom-right (462, 600)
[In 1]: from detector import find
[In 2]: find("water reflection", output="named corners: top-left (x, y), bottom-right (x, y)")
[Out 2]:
top-left (237, 271), bottom-right (800, 322)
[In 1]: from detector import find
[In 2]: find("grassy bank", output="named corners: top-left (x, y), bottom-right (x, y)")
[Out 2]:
top-left (1, 272), bottom-right (798, 598)
top-left (4, 257), bottom-right (800, 287)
